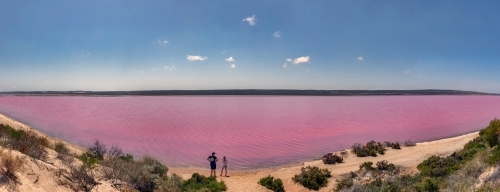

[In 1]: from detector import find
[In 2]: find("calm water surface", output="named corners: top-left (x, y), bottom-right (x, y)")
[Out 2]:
top-left (0, 96), bottom-right (498, 169)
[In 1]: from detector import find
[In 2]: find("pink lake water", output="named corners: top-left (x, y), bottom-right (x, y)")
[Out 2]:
top-left (0, 96), bottom-right (499, 169)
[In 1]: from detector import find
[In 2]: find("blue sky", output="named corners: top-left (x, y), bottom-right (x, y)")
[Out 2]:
top-left (1, 1), bottom-right (499, 92)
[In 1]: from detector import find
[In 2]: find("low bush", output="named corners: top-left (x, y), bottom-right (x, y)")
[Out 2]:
top-left (156, 173), bottom-right (183, 192)
top-left (414, 177), bottom-right (439, 192)
top-left (404, 139), bottom-right (416, 147)
top-left (126, 156), bottom-right (168, 192)
top-left (292, 166), bottom-right (331, 190)
top-left (336, 177), bottom-right (353, 191)
top-left (88, 140), bottom-right (106, 160)
top-left (182, 173), bottom-right (227, 192)
top-left (78, 152), bottom-right (99, 169)
top-left (479, 118), bottom-right (500, 147)
top-left (322, 153), bottom-right (343, 164)
top-left (0, 124), bottom-right (48, 160)
top-left (359, 161), bottom-right (374, 170)
top-left (351, 140), bottom-right (386, 157)
top-left (376, 160), bottom-right (396, 171)
top-left (69, 165), bottom-right (99, 192)
top-left (0, 150), bottom-right (26, 190)
top-left (259, 175), bottom-right (285, 192)
top-left (488, 146), bottom-right (500, 166)
top-left (386, 141), bottom-right (401, 149)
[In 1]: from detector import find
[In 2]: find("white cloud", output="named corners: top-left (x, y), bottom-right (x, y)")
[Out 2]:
top-left (286, 58), bottom-right (292, 62)
top-left (306, 69), bottom-right (310, 72)
top-left (357, 56), bottom-right (364, 61)
top-left (165, 66), bottom-right (175, 71)
top-left (404, 70), bottom-right (412, 74)
top-left (222, 50), bottom-right (227, 54)
top-left (152, 68), bottom-right (158, 71)
top-left (231, 64), bottom-right (236, 68)
top-left (225, 57), bottom-right (235, 62)
top-left (283, 63), bottom-right (288, 68)
top-left (242, 15), bottom-right (257, 26)
top-left (293, 56), bottom-right (310, 65)
top-left (187, 55), bottom-right (207, 61)
top-left (273, 31), bottom-right (281, 38)
top-left (155, 39), bottom-right (169, 44)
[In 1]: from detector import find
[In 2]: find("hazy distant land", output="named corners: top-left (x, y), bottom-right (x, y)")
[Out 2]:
top-left (0, 89), bottom-right (494, 96)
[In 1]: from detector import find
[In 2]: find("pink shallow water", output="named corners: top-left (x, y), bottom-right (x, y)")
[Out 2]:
top-left (0, 96), bottom-right (499, 169)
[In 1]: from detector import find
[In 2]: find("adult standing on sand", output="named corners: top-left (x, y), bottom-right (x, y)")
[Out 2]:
top-left (207, 152), bottom-right (218, 177)
top-left (220, 156), bottom-right (228, 177)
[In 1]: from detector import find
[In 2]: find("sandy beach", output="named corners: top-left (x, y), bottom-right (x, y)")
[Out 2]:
top-left (0, 113), bottom-right (480, 191)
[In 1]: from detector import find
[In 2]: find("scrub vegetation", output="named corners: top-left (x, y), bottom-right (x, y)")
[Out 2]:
top-left (259, 175), bottom-right (285, 192)
top-left (335, 118), bottom-right (500, 191)
top-left (351, 140), bottom-right (406, 157)
top-left (292, 166), bottom-right (331, 190)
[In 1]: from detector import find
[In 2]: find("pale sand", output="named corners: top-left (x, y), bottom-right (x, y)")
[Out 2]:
top-left (0, 113), bottom-right (479, 191)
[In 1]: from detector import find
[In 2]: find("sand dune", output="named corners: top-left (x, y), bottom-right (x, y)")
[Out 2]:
top-left (0, 113), bottom-right (479, 191)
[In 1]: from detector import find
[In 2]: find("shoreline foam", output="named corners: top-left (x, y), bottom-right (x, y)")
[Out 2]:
top-left (0, 112), bottom-right (480, 191)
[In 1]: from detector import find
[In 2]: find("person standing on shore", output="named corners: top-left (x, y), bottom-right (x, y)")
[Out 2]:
top-left (220, 156), bottom-right (228, 177)
top-left (207, 152), bottom-right (218, 177)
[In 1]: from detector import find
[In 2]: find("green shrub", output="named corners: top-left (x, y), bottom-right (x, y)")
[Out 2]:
top-left (376, 160), bottom-right (396, 171)
top-left (488, 146), bottom-right (500, 166)
top-left (352, 140), bottom-right (386, 157)
top-left (182, 173), bottom-right (227, 192)
top-left (417, 155), bottom-right (451, 177)
top-left (78, 152), bottom-right (99, 169)
top-left (156, 173), bottom-right (183, 192)
top-left (259, 175), bottom-right (285, 192)
top-left (292, 166), bottom-right (331, 190)
top-left (127, 156), bottom-right (169, 192)
top-left (359, 161), bottom-right (374, 170)
top-left (404, 139), bottom-right (416, 147)
top-left (414, 177), bottom-right (439, 192)
top-left (336, 178), bottom-right (353, 191)
top-left (0, 124), bottom-right (48, 160)
top-left (88, 140), bottom-right (106, 160)
top-left (322, 153), bottom-right (343, 164)
top-left (479, 118), bottom-right (500, 147)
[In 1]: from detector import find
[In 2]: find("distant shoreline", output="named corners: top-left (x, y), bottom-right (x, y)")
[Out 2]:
top-left (0, 89), bottom-right (495, 96)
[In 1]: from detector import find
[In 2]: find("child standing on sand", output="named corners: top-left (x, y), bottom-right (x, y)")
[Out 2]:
top-left (220, 156), bottom-right (228, 177)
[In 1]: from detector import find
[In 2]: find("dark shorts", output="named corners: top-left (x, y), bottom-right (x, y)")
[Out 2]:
top-left (210, 163), bottom-right (216, 170)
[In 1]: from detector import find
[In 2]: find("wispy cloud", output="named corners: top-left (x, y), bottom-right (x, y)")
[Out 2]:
top-left (222, 50), bottom-right (227, 54)
top-left (155, 39), bottom-right (169, 44)
top-left (165, 66), bottom-right (175, 71)
top-left (292, 56), bottom-right (310, 65)
top-left (357, 56), bottom-right (364, 61)
top-left (242, 15), bottom-right (257, 26)
top-left (273, 31), bottom-right (281, 38)
top-left (225, 57), bottom-right (235, 62)
top-left (231, 64), bottom-right (236, 68)
top-left (286, 58), bottom-right (292, 62)
top-left (187, 55), bottom-right (207, 61)
top-left (283, 63), bottom-right (288, 68)
top-left (404, 70), bottom-right (412, 74)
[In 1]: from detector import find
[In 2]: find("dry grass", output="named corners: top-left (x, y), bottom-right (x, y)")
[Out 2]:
top-left (0, 150), bottom-right (26, 191)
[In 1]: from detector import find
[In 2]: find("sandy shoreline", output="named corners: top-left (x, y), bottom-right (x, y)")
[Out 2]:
top-left (0, 112), bottom-right (480, 191)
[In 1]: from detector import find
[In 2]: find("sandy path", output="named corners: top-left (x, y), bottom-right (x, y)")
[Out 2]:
top-left (0, 113), bottom-right (479, 192)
